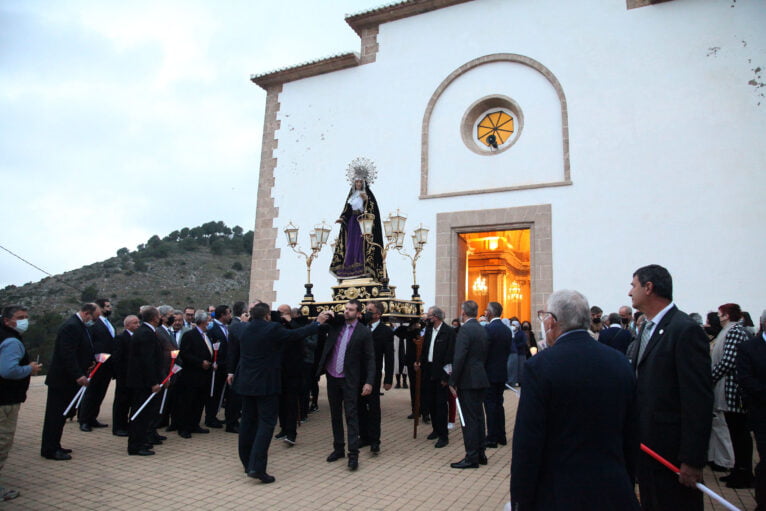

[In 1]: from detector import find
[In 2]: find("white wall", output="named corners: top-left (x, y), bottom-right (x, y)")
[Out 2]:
top-left (263, 0), bottom-right (766, 318)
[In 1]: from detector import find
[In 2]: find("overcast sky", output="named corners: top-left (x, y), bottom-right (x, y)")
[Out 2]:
top-left (0, 0), bottom-right (385, 288)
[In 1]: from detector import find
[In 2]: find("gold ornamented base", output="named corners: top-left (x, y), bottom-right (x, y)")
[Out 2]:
top-left (299, 278), bottom-right (423, 321)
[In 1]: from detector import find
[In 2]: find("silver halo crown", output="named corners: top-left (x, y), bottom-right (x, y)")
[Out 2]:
top-left (346, 157), bottom-right (377, 186)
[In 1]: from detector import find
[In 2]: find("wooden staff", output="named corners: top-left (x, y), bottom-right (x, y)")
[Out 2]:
top-left (412, 334), bottom-right (424, 439)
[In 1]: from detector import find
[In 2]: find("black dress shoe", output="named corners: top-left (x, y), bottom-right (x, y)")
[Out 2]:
top-left (427, 432), bottom-right (439, 440)
top-left (407, 413), bottom-right (414, 419)
top-left (370, 443), bottom-right (380, 454)
top-left (42, 450), bottom-right (72, 461)
top-left (192, 427), bottom-right (210, 434)
top-left (479, 453), bottom-right (488, 465)
top-left (90, 420), bottom-right (108, 428)
top-left (274, 431), bottom-right (287, 440)
top-left (226, 425), bottom-right (240, 434)
top-left (113, 430), bottom-right (129, 437)
top-left (326, 451), bottom-right (345, 462)
top-left (358, 440), bottom-right (370, 448)
top-left (79, 423), bottom-right (92, 432)
top-left (484, 441), bottom-right (498, 449)
top-left (205, 420), bottom-right (223, 429)
top-left (150, 439), bottom-right (163, 446)
top-left (128, 449), bottom-right (155, 456)
top-left (348, 455), bottom-right (359, 471)
top-left (708, 462), bottom-right (728, 472)
top-left (497, 438), bottom-right (507, 446)
top-left (435, 438), bottom-right (449, 448)
top-left (165, 424), bottom-right (178, 432)
top-left (247, 471), bottom-right (275, 483)
top-left (153, 434), bottom-right (168, 441)
top-left (178, 431), bottom-right (192, 439)
top-left (450, 459), bottom-right (479, 469)
top-left (60, 448), bottom-right (72, 454)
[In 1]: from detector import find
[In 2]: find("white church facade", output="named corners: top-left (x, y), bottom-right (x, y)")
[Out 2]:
top-left (248, 0), bottom-right (765, 322)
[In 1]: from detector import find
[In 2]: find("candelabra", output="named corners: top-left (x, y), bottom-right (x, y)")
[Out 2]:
top-left (396, 223), bottom-right (429, 299)
top-left (283, 221), bottom-right (332, 301)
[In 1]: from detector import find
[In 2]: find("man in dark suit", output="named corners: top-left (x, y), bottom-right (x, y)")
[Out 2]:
top-left (205, 305), bottom-right (231, 429)
top-left (736, 311), bottom-right (766, 511)
top-left (111, 315), bottom-right (139, 437)
top-left (233, 303), bottom-right (329, 483)
top-left (317, 299), bottom-right (375, 471)
top-left (394, 320), bottom-right (424, 420)
top-left (78, 298), bottom-right (114, 431)
top-left (153, 305), bottom-right (178, 431)
top-left (175, 310), bottom-right (214, 438)
top-left (40, 302), bottom-right (100, 460)
top-left (627, 264), bottom-right (712, 510)
top-left (510, 290), bottom-right (640, 510)
top-left (416, 305), bottom-right (454, 448)
top-left (482, 301), bottom-right (510, 448)
top-left (599, 312), bottom-right (633, 355)
top-left (449, 300), bottom-right (489, 469)
top-left (358, 301), bottom-right (394, 453)
top-left (275, 304), bottom-right (302, 444)
top-left (125, 306), bottom-right (164, 456)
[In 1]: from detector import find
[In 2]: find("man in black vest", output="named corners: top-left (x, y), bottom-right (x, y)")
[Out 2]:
top-left (78, 297), bottom-right (115, 431)
top-left (41, 302), bottom-right (100, 460)
top-left (1, 305), bottom-right (42, 500)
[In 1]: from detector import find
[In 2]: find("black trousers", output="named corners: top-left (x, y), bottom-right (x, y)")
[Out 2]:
top-left (225, 386), bottom-right (242, 428)
top-left (424, 370), bottom-right (449, 440)
top-left (725, 411), bottom-right (753, 473)
top-left (128, 387), bottom-right (159, 453)
top-left (407, 362), bottom-right (419, 414)
top-left (457, 388), bottom-right (486, 463)
top-left (483, 382), bottom-right (507, 443)
top-left (239, 394), bottom-right (279, 474)
top-left (78, 364), bottom-right (113, 425)
top-left (751, 416), bottom-right (766, 509)
top-left (299, 362), bottom-right (314, 418)
top-left (278, 377), bottom-right (300, 438)
top-left (41, 383), bottom-right (79, 456)
top-left (326, 375), bottom-right (360, 454)
top-left (359, 379), bottom-right (382, 445)
top-left (112, 381), bottom-right (131, 434)
top-left (176, 383), bottom-right (206, 434)
top-left (637, 452), bottom-right (702, 511)
top-left (205, 369), bottom-right (227, 422)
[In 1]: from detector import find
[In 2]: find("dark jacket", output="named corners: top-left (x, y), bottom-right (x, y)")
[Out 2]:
top-left (177, 327), bottom-right (213, 388)
top-left (511, 330), bottom-right (640, 510)
top-left (88, 317), bottom-right (115, 355)
top-left (125, 324), bottom-right (164, 389)
top-left (449, 318), bottom-right (489, 389)
top-left (367, 322), bottom-right (395, 387)
top-left (418, 323), bottom-right (456, 382)
top-left (598, 326), bottom-right (633, 355)
top-left (0, 324), bottom-right (31, 405)
top-left (207, 320), bottom-right (230, 373)
top-left (628, 306), bottom-right (712, 469)
top-left (736, 332), bottom-right (766, 423)
top-left (111, 330), bottom-right (132, 384)
top-left (45, 314), bottom-right (94, 387)
top-left (232, 318), bottom-right (319, 396)
top-left (484, 319), bottom-right (512, 383)
top-left (317, 320), bottom-right (375, 391)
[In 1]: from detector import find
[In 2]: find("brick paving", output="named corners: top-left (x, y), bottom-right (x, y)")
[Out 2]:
top-left (1, 377), bottom-right (757, 510)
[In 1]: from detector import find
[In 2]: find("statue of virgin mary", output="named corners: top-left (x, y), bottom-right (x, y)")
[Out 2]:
top-left (329, 158), bottom-right (385, 282)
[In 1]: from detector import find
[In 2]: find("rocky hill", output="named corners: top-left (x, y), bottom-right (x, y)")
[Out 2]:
top-left (0, 221), bottom-right (253, 366)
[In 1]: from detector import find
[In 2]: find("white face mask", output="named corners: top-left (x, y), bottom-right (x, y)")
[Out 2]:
top-left (14, 318), bottom-right (29, 333)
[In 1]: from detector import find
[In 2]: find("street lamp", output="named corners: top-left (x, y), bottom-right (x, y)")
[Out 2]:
top-left (283, 221), bottom-right (331, 301)
top-left (397, 223), bottom-right (429, 299)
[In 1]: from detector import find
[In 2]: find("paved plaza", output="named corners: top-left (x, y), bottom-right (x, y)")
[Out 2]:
top-left (1, 377), bottom-right (757, 510)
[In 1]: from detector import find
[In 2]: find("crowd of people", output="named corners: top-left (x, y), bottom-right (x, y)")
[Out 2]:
top-left (0, 263), bottom-right (764, 510)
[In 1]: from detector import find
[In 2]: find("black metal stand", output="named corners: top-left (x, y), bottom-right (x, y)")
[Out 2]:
top-left (411, 284), bottom-right (420, 300)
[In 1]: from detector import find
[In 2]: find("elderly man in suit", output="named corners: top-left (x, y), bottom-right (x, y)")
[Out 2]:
top-left (78, 298), bottom-right (115, 432)
top-left (737, 310), bottom-right (766, 510)
top-left (358, 301), bottom-right (394, 454)
top-left (317, 299), bottom-right (375, 471)
top-left (112, 315), bottom-right (139, 437)
top-left (416, 305), bottom-right (455, 449)
top-left (482, 301), bottom-right (511, 448)
top-left (125, 306), bottom-right (165, 456)
top-left (176, 310), bottom-right (214, 439)
top-left (234, 303), bottom-right (329, 483)
top-left (40, 303), bottom-right (100, 460)
top-left (449, 300), bottom-right (489, 469)
top-left (627, 264), bottom-right (712, 510)
top-left (510, 290), bottom-right (640, 510)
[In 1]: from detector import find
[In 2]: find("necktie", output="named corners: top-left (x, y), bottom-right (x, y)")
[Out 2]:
top-left (637, 320), bottom-right (654, 364)
top-left (335, 325), bottom-right (352, 375)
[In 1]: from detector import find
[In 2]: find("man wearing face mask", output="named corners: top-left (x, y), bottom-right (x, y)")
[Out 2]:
top-left (1, 305), bottom-right (42, 501)
top-left (589, 306), bottom-right (604, 339)
top-left (78, 298), bottom-right (115, 432)
top-left (41, 303), bottom-right (101, 461)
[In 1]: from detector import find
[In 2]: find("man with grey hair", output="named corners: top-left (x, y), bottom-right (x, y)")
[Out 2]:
top-left (510, 290), bottom-right (640, 510)
top-left (735, 309), bottom-right (766, 510)
top-left (176, 310), bottom-right (215, 439)
top-left (449, 300), bottom-right (489, 469)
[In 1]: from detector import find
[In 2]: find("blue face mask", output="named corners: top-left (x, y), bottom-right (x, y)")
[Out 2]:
top-left (206, 321), bottom-right (214, 330)
top-left (480, 321), bottom-right (488, 326)
top-left (85, 320), bottom-right (95, 327)
top-left (14, 318), bottom-right (29, 333)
